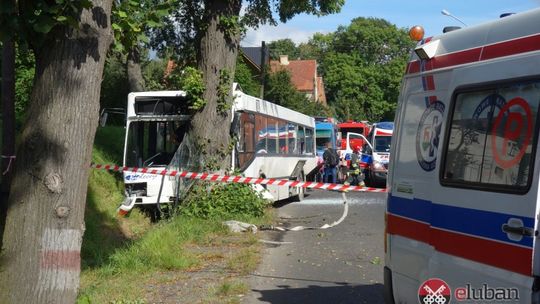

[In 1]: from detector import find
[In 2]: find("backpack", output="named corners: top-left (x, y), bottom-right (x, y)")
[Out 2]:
top-left (324, 148), bottom-right (339, 167)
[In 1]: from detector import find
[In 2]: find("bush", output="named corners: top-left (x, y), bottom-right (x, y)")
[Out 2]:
top-left (179, 182), bottom-right (269, 219)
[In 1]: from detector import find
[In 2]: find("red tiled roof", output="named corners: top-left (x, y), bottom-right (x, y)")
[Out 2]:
top-left (270, 59), bottom-right (317, 92)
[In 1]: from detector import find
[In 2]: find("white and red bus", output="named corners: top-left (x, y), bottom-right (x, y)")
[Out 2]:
top-left (116, 84), bottom-right (317, 217)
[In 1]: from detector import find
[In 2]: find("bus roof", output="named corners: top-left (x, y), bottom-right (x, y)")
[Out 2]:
top-left (233, 90), bottom-right (315, 128)
top-left (315, 121), bottom-right (335, 130)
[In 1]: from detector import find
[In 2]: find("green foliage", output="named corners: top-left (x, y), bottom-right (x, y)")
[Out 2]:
top-left (264, 70), bottom-right (330, 117)
top-left (13, 46), bottom-right (35, 122)
top-left (111, 0), bottom-right (173, 54)
top-left (218, 15), bottom-right (244, 40)
top-left (303, 17), bottom-right (415, 122)
top-left (217, 69), bottom-right (233, 113)
top-left (149, 0), bottom-right (344, 68)
top-left (234, 57), bottom-right (260, 96)
top-left (267, 39), bottom-right (299, 60)
top-left (0, 0), bottom-right (92, 44)
top-left (142, 58), bottom-right (168, 90)
top-left (180, 183), bottom-right (269, 219)
top-left (165, 66), bottom-right (205, 110)
top-left (100, 55), bottom-right (129, 116)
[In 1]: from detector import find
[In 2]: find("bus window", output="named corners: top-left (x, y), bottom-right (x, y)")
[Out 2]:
top-left (288, 123), bottom-right (297, 154)
top-left (255, 114), bottom-right (267, 153)
top-left (238, 113), bottom-right (255, 168)
top-left (305, 128), bottom-right (314, 154)
top-left (278, 119), bottom-right (288, 154)
top-left (298, 126), bottom-right (306, 154)
top-left (125, 121), bottom-right (179, 167)
top-left (267, 117), bottom-right (278, 154)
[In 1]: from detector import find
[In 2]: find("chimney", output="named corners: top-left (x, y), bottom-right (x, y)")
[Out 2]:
top-left (279, 55), bottom-right (289, 65)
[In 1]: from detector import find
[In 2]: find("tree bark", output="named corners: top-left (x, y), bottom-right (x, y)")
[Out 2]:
top-left (1, 30), bottom-right (16, 248)
top-left (127, 46), bottom-right (145, 92)
top-left (189, 0), bottom-right (241, 171)
top-left (0, 1), bottom-right (113, 303)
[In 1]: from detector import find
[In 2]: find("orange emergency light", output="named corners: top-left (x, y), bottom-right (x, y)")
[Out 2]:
top-left (409, 25), bottom-right (425, 41)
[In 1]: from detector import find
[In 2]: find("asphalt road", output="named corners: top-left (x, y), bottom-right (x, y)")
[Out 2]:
top-left (243, 189), bottom-right (387, 304)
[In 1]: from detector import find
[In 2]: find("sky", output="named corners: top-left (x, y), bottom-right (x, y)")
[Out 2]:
top-left (242, 0), bottom-right (540, 47)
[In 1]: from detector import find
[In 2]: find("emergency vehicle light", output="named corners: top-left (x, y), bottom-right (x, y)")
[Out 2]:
top-left (408, 25), bottom-right (424, 41)
top-left (414, 39), bottom-right (440, 60)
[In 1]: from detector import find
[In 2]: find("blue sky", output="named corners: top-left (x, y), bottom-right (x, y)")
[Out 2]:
top-left (242, 0), bottom-right (540, 47)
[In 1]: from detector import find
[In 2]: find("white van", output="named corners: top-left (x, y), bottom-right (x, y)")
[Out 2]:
top-left (386, 8), bottom-right (540, 304)
top-left (363, 121), bottom-right (393, 186)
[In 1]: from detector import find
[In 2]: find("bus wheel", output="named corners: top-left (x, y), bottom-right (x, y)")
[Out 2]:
top-left (296, 172), bottom-right (305, 201)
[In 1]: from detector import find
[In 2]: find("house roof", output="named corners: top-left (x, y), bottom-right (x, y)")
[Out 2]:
top-left (270, 59), bottom-right (317, 91)
top-left (240, 47), bottom-right (264, 71)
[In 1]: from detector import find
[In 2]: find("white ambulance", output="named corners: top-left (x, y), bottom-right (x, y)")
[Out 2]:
top-left (385, 8), bottom-right (540, 304)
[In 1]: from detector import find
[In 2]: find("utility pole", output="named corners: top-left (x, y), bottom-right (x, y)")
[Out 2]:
top-left (259, 40), bottom-right (266, 99)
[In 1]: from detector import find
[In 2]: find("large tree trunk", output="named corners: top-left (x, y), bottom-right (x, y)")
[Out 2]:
top-left (189, 0), bottom-right (241, 171)
top-left (1, 32), bottom-right (16, 247)
top-left (0, 1), bottom-right (113, 303)
top-left (127, 46), bottom-right (145, 92)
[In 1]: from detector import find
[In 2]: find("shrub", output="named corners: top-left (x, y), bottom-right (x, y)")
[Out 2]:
top-left (179, 182), bottom-right (269, 219)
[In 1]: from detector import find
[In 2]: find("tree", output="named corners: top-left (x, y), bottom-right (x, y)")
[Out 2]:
top-left (161, 0), bottom-right (344, 171)
top-left (111, 0), bottom-right (172, 92)
top-left (0, 1), bottom-right (113, 302)
top-left (267, 38), bottom-right (300, 60)
top-left (0, 0), bottom-right (16, 247)
top-left (234, 56), bottom-right (260, 96)
top-left (265, 70), bottom-right (330, 117)
top-left (312, 17), bottom-right (414, 122)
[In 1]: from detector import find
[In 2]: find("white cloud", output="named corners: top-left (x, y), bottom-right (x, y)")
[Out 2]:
top-left (242, 24), bottom-right (328, 47)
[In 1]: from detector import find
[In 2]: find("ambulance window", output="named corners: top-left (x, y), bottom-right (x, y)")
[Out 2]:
top-left (442, 80), bottom-right (540, 192)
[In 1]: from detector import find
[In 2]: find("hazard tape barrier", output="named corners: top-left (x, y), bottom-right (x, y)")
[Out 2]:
top-left (91, 163), bottom-right (387, 193)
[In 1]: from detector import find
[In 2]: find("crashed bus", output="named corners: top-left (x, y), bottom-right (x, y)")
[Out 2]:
top-left (114, 85), bottom-right (317, 218)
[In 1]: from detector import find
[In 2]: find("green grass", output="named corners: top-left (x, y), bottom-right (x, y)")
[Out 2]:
top-left (79, 125), bottom-right (272, 303)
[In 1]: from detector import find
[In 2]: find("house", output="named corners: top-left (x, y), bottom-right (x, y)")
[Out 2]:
top-left (269, 55), bottom-right (327, 105)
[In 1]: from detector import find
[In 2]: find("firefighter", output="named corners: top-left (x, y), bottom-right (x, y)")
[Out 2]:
top-left (345, 145), bottom-right (364, 186)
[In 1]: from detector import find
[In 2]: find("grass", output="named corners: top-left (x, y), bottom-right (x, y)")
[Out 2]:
top-left (78, 125), bottom-right (271, 303)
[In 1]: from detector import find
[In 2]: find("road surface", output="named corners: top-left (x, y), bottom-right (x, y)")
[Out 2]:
top-left (243, 189), bottom-right (386, 304)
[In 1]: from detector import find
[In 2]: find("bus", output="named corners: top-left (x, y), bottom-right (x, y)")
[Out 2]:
top-left (115, 85), bottom-right (317, 217)
top-left (314, 117), bottom-right (339, 181)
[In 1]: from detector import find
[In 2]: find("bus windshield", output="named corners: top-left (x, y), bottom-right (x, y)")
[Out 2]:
top-left (316, 129), bottom-right (333, 151)
top-left (125, 120), bottom-right (186, 167)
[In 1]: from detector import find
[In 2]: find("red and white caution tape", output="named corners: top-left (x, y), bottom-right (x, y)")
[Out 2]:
top-left (91, 163), bottom-right (387, 193)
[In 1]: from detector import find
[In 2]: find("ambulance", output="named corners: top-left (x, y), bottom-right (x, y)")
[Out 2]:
top-left (362, 121), bottom-right (393, 187)
top-left (385, 8), bottom-right (540, 304)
